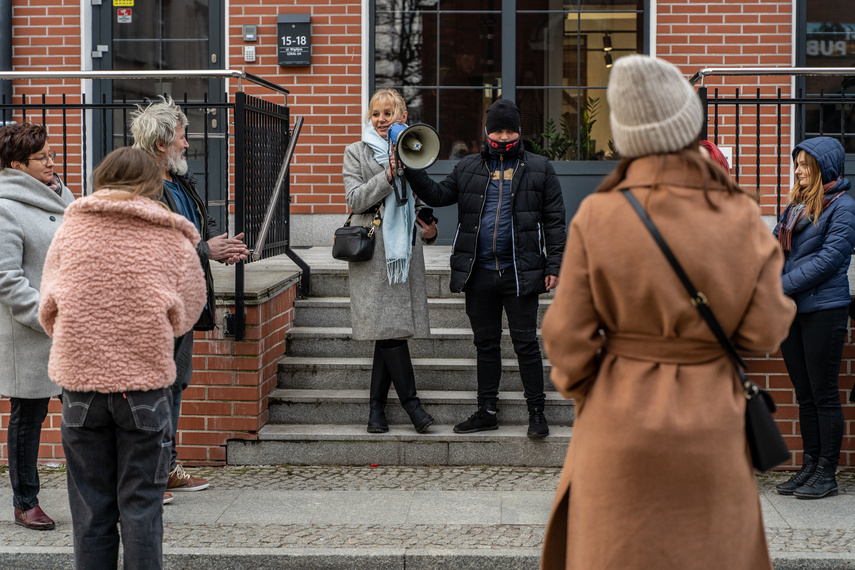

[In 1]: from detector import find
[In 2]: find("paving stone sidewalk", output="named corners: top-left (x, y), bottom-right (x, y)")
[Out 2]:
top-left (0, 465), bottom-right (853, 558)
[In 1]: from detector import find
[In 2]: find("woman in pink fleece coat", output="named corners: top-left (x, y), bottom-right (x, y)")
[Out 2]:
top-left (38, 147), bottom-right (206, 570)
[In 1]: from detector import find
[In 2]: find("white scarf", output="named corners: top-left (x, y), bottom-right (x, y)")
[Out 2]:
top-left (362, 123), bottom-right (414, 284)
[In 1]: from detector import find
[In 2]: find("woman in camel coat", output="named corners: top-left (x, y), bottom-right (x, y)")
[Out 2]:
top-left (540, 55), bottom-right (796, 570)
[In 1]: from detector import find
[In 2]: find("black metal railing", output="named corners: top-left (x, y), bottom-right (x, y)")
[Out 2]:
top-left (0, 70), bottom-right (305, 340)
top-left (233, 92), bottom-right (309, 339)
top-left (0, 94), bottom-right (232, 216)
top-left (691, 68), bottom-right (855, 218)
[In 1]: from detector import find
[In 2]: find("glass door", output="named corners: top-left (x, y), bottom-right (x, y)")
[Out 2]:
top-left (92, 0), bottom-right (227, 228)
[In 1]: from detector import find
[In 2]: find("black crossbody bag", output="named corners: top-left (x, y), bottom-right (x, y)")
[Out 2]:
top-left (332, 208), bottom-right (382, 262)
top-left (621, 189), bottom-right (790, 471)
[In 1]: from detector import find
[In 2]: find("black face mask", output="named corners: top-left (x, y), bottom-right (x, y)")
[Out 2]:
top-left (486, 135), bottom-right (520, 156)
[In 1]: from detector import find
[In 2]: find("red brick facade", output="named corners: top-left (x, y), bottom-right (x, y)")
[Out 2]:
top-left (1, 0), bottom-right (854, 468)
top-left (232, 0), bottom-right (364, 216)
top-left (0, 278), bottom-right (297, 466)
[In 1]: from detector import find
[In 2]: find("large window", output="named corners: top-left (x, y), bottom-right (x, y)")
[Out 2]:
top-left (372, 0), bottom-right (646, 160)
top-left (801, 0), bottom-right (855, 151)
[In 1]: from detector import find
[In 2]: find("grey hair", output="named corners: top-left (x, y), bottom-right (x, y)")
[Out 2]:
top-left (129, 95), bottom-right (189, 156)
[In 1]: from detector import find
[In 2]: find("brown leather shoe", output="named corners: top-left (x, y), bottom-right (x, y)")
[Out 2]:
top-left (14, 505), bottom-right (55, 531)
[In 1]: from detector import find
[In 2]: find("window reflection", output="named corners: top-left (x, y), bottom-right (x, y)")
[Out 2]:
top-left (372, 0), bottom-right (643, 160)
top-left (516, 6), bottom-right (640, 158)
top-left (803, 1), bottom-right (855, 152)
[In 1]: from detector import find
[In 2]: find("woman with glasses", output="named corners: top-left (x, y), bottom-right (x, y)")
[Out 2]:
top-left (0, 123), bottom-right (73, 530)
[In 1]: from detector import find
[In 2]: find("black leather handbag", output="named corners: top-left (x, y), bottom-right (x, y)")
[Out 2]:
top-left (332, 209), bottom-right (382, 262)
top-left (622, 189), bottom-right (790, 472)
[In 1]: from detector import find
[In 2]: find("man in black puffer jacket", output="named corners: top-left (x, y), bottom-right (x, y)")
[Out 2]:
top-left (404, 99), bottom-right (566, 438)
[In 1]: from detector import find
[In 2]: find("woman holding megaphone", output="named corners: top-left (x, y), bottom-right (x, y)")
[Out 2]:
top-left (341, 88), bottom-right (437, 434)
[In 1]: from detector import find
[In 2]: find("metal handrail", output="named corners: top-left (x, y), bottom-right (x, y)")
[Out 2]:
top-left (690, 67), bottom-right (855, 86)
top-left (0, 70), bottom-right (290, 97)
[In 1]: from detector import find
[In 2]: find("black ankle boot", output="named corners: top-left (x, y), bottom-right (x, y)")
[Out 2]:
top-left (776, 453), bottom-right (817, 495)
top-left (381, 341), bottom-right (435, 433)
top-left (367, 343), bottom-right (392, 433)
top-left (793, 457), bottom-right (838, 500)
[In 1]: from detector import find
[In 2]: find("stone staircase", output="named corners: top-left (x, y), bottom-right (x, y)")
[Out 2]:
top-left (227, 247), bottom-right (574, 467)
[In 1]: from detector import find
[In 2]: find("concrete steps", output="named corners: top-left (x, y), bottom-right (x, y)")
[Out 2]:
top-left (307, 268), bottom-right (464, 299)
top-left (276, 357), bottom-right (556, 391)
top-left (294, 297), bottom-right (551, 328)
top-left (267, 389), bottom-right (573, 425)
top-left (286, 327), bottom-right (546, 359)
top-left (226, 247), bottom-right (573, 468)
top-left (227, 424), bottom-right (572, 467)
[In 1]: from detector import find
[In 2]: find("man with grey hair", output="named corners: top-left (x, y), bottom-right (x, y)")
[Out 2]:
top-left (130, 96), bottom-right (248, 500)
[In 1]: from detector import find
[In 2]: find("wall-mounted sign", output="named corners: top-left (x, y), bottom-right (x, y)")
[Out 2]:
top-left (806, 22), bottom-right (855, 57)
top-left (117, 8), bottom-right (132, 24)
top-left (113, 0), bottom-right (133, 6)
top-left (277, 14), bottom-right (311, 66)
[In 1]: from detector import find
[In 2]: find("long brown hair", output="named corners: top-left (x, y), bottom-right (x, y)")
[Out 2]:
top-left (595, 141), bottom-right (754, 205)
top-left (787, 150), bottom-right (825, 221)
top-left (92, 147), bottom-right (164, 201)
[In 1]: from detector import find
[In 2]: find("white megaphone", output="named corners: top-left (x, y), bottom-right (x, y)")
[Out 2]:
top-left (387, 123), bottom-right (441, 171)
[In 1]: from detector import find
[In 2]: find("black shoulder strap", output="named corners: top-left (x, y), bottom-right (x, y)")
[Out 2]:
top-left (620, 189), bottom-right (748, 373)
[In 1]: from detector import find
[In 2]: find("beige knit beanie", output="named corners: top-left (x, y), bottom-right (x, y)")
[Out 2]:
top-left (607, 54), bottom-right (703, 158)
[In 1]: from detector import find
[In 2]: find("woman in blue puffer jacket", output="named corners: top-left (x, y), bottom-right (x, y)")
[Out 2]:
top-left (773, 136), bottom-right (855, 500)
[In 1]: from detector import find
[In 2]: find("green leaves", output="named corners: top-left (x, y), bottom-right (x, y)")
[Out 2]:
top-left (527, 97), bottom-right (618, 161)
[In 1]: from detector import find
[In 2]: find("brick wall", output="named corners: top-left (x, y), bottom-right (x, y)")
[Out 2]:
top-left (658, 1), bottom-right (855, 469)
top-left (657, 0), bottom-right (796, 217)
top-left (177, 285), bottom-right (297, 464)
top-left (10, 0), bottom-right (85, 194)
top-left (230, 0), bottom-right (363, 217)
top-left (0, 282), bottom-right (297, 466)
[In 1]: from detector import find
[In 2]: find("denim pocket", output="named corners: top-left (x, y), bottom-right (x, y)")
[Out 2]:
top-left (61, 391), bottom-right (96, 428)
top-left (125, 389), bottom-right (171, 432)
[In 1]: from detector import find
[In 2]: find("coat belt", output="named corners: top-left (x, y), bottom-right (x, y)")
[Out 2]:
top-left (605, 332), bottom-right (726, 364)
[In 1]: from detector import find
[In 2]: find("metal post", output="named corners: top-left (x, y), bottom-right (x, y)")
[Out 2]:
top-left (234, 92), bottom-right (247, 342)
top-left (0, 0), bottom-right (11, 110)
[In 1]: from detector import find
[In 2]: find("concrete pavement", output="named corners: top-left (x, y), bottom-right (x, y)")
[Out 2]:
top-left (0, 465), bottom-right (853, 569)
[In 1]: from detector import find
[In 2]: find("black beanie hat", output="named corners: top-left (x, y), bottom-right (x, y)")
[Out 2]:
top-left (485, 99), bottom-right (521, 134)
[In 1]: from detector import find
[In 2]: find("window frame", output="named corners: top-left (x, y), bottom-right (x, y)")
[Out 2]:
top-left (368, 0), bottom-right (650, 162)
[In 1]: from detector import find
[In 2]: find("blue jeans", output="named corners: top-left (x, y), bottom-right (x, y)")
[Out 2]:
top-left (465, 266), bottom-right (546, 410)
top-left (780, 306), bottom-right (848, 467)
top-left (7, 397), bottom-right (50, 511)
top-left (61, 388), bottom-right (172, 570)
top-left (170, 331), bottom-right (195, 470)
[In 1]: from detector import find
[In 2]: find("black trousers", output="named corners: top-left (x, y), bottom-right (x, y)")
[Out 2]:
top-left (465, 266), bottom-right (545, 409)
top-left (8, 397), bottom-right (50, 511)
top-left (780, 306), bottom-right (848, 467)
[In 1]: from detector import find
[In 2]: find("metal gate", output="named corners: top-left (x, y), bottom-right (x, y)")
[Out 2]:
top-left (0, 70), bottom-right (306, 340)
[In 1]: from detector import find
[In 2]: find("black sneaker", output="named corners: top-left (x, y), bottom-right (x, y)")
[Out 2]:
top-left (527, 408), bottom-right (549, 439)
top-left (453, 408), bottom-right (498, 433)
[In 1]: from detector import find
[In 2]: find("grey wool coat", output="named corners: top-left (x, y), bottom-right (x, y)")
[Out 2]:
top-left (0, 169), bottom-right (74, 399)
top-left (342, 141), bottom-right (433, 341)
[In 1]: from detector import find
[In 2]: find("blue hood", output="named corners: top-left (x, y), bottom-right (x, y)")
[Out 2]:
top-left (792, 137), bottom-right (846, 185)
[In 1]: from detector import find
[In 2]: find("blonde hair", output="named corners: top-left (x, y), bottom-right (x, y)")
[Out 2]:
top-left (92, 147), bottom-right (164, 202)
top-left (363, 88), bottom-right (407, 124)
top-left (788, 150), bottom-right (825, 222)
